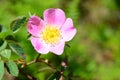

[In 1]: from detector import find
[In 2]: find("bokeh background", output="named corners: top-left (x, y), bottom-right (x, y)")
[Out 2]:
top-left (0, 0), bottom-right (120, 80)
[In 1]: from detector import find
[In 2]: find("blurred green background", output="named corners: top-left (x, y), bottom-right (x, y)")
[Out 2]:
top-left (0, 0), bottom-right (120, 80)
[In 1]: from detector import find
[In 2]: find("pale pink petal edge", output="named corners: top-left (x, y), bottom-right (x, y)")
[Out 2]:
top-left (44, 8), bottom-right (66, 28)
top-left (50, 41), bottom-right (65, 55)
top-left (61, 18), bottom-right (77, 41)
top-left (27, 16), bottom-right (44, 37)
top-left (30, 37), bottom-right (49, 54)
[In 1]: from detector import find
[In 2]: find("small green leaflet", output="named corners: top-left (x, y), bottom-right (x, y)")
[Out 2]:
top-left (5, 35), bottom-right (16, 41)
top-left (9, 43), bottom-right (25, 59)
top-left (10, 17), bottom-right (27, 32)
top-left (6, 60), bottom-right (19, 77)
top-left (0, 40), bottom-right (7, 51)
top-left (0, 60), bottom-right (4, 80)
top-left (0, 49), bottom-right (11, 59)
top-left (0, 24), bottom-right (2, 32)
top-left (47, 71), bottom-right (61, 80)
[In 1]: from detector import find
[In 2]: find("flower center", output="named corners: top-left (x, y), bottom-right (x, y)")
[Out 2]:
top-left (41, 26), bottom-right (61, 44)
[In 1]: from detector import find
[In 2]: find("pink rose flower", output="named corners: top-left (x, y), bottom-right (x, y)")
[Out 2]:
top-left (27, 8), bottom-right (76, 55)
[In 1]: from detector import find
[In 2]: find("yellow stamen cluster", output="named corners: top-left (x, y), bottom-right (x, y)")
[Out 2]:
top-left (41, 26), bottom-right (61, 44)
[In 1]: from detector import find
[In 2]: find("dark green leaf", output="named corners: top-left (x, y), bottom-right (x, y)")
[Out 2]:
top-left (10, 17), bottom-right (27, 32)
top-left (0, 60), bottom-right (4, 80)
top-left (5, 35), bottom-right (17, 41)
top-left (0, 30), bottom-right (12, 39)
top-left (0, 39), bottom-right (4, 47)
top-left (6, 60), bottom-right (19, 77)
top-left (9, 43), bottom-right (25, 59)
top-left (0, 24), bottom-right (2, 32)
top-left (0, 40), bottom-right (7, 51)
top-left (0, 49), bottom-right (11, 59)
top-left (47, 71), bottom-right (61, 80)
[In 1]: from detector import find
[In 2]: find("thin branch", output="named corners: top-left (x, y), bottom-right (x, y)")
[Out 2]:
top-left (19, 68), bottom-right (37, 80)
top-left (20, 54), bottom-right (67, 79)
top-left (26, 60), bottom-right (35, 65)
top-left (26, 54), bottom-right (41, 65)
top-left (26, 58), bottom-right (67, 78)
top-left (37, 58), bottom-right (57, 72)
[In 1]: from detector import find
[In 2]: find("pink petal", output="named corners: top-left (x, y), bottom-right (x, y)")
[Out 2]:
top-left (61, 18), bottom-right (76, 41)
top-left (44, 8), bottom-right (66, 28)
top-left (50, 41), bottom-right (65, 55)
top-left (27, 16), bottom-right (44, 37)
top-left (30, 37), bottom-right (49, 54)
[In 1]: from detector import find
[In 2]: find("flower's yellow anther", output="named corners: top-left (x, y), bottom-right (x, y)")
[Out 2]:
top-left (41, 26), bottom-right (61, 44)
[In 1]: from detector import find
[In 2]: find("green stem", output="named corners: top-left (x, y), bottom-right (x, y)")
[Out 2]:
top-left (35, 54), bottom-right (41, 62)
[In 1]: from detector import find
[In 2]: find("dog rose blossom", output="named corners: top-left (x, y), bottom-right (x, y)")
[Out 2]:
top-left (27, 8), bottom-right (76, 55)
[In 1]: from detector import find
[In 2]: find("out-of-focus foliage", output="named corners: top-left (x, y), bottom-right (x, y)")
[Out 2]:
top-left (0, 61), bottom-right (4, 80)
top-left (6, 60), bottom-right (19, 77)
top-left (0, 0), bottom-right (120, 80)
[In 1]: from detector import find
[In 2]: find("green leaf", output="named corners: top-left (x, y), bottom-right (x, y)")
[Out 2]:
top-left (0, 60), bottom-right (4, 80)
top-left (0, 40), bottom-right (7, 51)
top-left (0, 39), bottom-right (4, 47)
top-left (10, 17), bottom-right (27, 32)
top-left (0, 30), bottom-right (13, 39)
top-left (5, 35), bottom-right (17, 41)
top-left (47, 71), bottom-right (61, 80)
top-left (0, 49), bottom-right (11, 59)
top-left (0, 24), bottom-right (2, 33)
top-left (9, 43), bottom-right (25, 59)
top-left (6, 60), bottom-right (19, 77)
